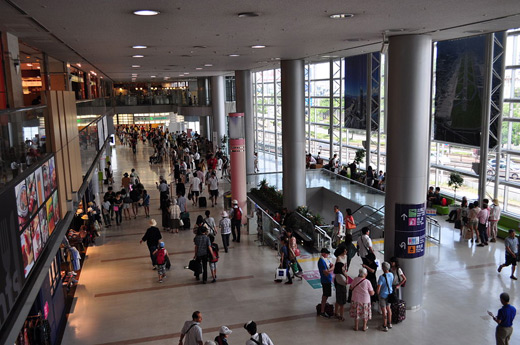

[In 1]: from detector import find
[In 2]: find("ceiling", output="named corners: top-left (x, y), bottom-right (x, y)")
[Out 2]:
top-left (0, 0), bottom-right (519, 82)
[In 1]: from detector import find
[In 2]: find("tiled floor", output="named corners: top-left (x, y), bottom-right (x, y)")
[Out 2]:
top-left (62, 144), bottom-right (519, 345)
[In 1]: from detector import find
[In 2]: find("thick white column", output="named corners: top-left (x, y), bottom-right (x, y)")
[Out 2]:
top-left (211, 76), bottom-right (226, 150)
top-left (384, 35), bottom-right (432, 309)
top-left (235, 70), bottom-right (255, 174)
top-left (281, 60), bottom-right (306, 210)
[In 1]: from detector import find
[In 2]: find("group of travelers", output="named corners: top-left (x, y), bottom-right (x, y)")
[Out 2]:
top-left (179, 311), bottom-right (275, 345)
top-left (318, 226), bottom-right (407, 332)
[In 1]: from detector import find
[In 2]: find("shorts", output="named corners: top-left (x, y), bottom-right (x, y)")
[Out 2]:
top-left (210, 189), bottom-right (219, 197)
top-left (470, 219), bottom-right (478, 227)
top-left (157, 264), bottom-right (166, 275)
top-left (192, 191), bottom-right (200, 197)
top-left (504, 254), bottom-right (517, 267)
top-left (209, 262), bottom-right (217, 270)
top-left (123, 203), bottom-right (131, 209)
top-left (379, 296), bottom-right (390, 308)
top-left (322, 282), bottom-right (332, 297)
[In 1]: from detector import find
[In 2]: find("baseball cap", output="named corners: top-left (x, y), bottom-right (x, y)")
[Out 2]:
top-left (219, 326), bottom-right (232, 335)
top-left (232, 199), bottom-right (238, 205)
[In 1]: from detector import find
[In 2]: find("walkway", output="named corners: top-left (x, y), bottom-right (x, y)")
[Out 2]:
top-left (61, 143), bottom-right (519, 345)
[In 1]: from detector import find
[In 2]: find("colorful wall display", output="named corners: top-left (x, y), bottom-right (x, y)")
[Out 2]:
top-left (39, 207), bottom-right (48, 245)
top-left (344, 53), bottom-right (380, 131)
top-left (42, 160), bottom-right (51, 199)
top-left (46, 196), bottom-right (55, 236)
top-left (26, 172), bottom-right (38, 217)
top-left (35, 167), bottom-right (44, 207)
top-left (20, 228), bottom-right (34, 278)
top-left (433, 34), bottom-right (502, 147)
top-left (15, 180), bottom-right (30, 231)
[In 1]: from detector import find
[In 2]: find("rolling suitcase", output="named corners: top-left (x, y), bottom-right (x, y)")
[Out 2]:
top-left (199, 196), bottom-right (207, 208)
top-left (181, 212), bottom-right (190, 230)
top-left (391, 299), bottom-right (406, 324)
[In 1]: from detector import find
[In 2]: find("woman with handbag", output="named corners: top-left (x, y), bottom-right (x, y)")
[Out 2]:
top-left (286, 228), bottom-right (302, 277)
top-left (377, 262), bottom-right (395, 332)
top-left (333, 261), bottom-right (348, 321)
top-left (344, 208), bottom-right (356, 235)
top-left (169, 198), bottom-right (182, 233)
top-left (389, 257), bottom-right (407, 300)
top-left (349, 267), bottom-right (374, 331)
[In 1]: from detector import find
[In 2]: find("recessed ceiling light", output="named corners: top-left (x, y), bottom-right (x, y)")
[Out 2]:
top-left (238, 12), bottom-right (260, 18)
top-left (132, 45), bottom-right (147, 49)
top-left (386, 28), bottom-right (407, 33)
top-left (329, 13), bottom-right (354, 19)
top-left (184, 72), bottom-right (190, 75)
top-left (229, 54), bottom-right (240, 57)
top-left (151, 75), bottom-right (156, 78)
top-left (133, 10), bottom-right (160, 16)
top-left (345, 38), bottom-right (365, 42)
top-left (193, 45), bottom-right (207, 49)
top-left (179, 74), bottom-right (184, 77)
top-left (196, 67), bottom-right (203, 70)
top-left (322, 55), bottom-right (339, 58)
top-left (271, 57), bottom-right (281, 60)
top-left (132, 55), bottom-right (144, 58)
top-left (251, 45), bottom-right (266, 49)
top-left (204, 64), bottom-right (213, 67)
top-left (464, 29), bottom-right (485, 34)
top-left (132, 65), bottom-right (141, 68)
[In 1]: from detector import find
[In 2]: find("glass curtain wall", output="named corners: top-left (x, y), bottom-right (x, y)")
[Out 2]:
top-left (252, 30), bottom-right (520, 217)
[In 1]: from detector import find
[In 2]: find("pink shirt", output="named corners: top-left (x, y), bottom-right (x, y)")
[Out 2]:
top-left (350, 277), bottom-right (373, 304)
top-left (477, 208), bottom-right (489, 224)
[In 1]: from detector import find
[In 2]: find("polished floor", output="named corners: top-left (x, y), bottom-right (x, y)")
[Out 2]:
top-left (62, 143), bottom-right (519, 345)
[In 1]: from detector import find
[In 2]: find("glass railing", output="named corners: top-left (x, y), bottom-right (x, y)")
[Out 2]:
top-left (427, 216), bottom-right (441, 242)
top-left (0, 105), bottom-right (48, 190)
top-left (320, 168), bottom-right (385, 195)
top-left (247, 197), bottom-right (281, 251)
top-left (351, 205), bottom-right (386, 239)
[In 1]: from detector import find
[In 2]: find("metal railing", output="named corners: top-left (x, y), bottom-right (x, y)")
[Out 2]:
top-left (426, 216), bottom-right (441, 243)
top-left (320, 168), bottom-right (385, 195)
top-left (246, 197), bottom-right (281, 251)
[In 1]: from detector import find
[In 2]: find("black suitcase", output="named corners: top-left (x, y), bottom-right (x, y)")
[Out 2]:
top-left (198, 196), bottom-right (207, 208)
top-left (315, 303), bottom-right (334, 317)
top-left (181, 212), bottom-right (190, 230)
top-left (391, 299), bottom-right (406, 324)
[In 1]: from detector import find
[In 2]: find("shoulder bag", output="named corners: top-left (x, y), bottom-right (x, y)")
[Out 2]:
top-left (347, 278), bottom-right (366, 303)
top-left (383, 274), bottom-right (397, 303)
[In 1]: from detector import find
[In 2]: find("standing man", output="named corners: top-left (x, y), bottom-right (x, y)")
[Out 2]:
top-left (489, 199), bottom-right (502, 243)
top-left (190, 173), bottom-right (201, 206)
top-left (476, 203), bottom-right (490, 247)
top-left (333, 205), bottom-right (344, 247)
top-left (357, 226), bottom-right (375, 265)
top-left (207, 172), bottom-right (219, 207)
top-left (318, 248), bottom-right (334, 318)
top-left (229, 200), bottom-right (243, 243)
top-left (194, 227), bottom-right (215, 284)
top-left (488, 293), bottom-right (516, 345)
top-left (179, 311), bottom-right (204, 345)
top-left (244, 321), bottom-right (274, 345)
top-left (140, 219), bottom-right (162, 268)
top-left (498, 229), bottom-right (518, 280)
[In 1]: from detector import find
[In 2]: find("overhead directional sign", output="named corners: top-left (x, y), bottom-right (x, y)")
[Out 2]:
top-left (394, 203), bottom-right (426, 259)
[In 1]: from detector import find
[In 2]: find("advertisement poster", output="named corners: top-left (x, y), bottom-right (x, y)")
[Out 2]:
top-left (0, 187), bottom-right (25, 330)
top-left (48, 156), bottom-right (56, 191)
top-left (20, 228), bottom-right (34, 278)
top-left (344, 54), bottom-right (367, 130)
top-left (15, 179), bottom-right (30, 231)
top-left (42, 160), bottom-right (51, 199)
top-left (433, 35), bottom-right (495, 147)
top-left (34, 167), bottom-right (45, 207)
top-left (52, 190), bottom-right (60, 225)
top-left (30, 216), bottom-right (42, 261)
top-left (25, 172), bottom-right (38, 217)
top-left (46, 196), bottom-right (55, 235)
top-left (39, 207), bottom-right (48, 245)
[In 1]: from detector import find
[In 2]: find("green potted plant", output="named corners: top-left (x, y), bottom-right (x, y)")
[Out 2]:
top-left (354, 148), bottom-right (366, 165)
top-left (448, 172), bottom-right (464, 203)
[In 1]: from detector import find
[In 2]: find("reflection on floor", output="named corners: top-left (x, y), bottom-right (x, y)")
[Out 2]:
top-left (62, 143), bottom-right (519, 345)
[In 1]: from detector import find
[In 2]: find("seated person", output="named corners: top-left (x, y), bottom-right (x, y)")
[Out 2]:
top-left (339, 166), bottom-right (348, 176)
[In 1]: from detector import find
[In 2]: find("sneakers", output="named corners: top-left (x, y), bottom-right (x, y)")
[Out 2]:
top-left (152, 266), bottom-right (157, 270)
top-left (381, 326), bottom-right (389, 332)
top-left (490, 238), bottom-right (497, 243)
top-left (477, 244), bottom-right (485, 247)
top-left (498, 265), bottom-right (503, 273)
top-left (511, 276), bottom-right (518, 280)
top-left (284, 281), bottom-right (293, 285)
top-left (159, 279), bottom-right (163, 283)
top-left (212, 278), bottom-right (216, 283)
top-left (388, 324), bottom-right (393, 329)
top-left (320, 312), bottom-right (331, 318)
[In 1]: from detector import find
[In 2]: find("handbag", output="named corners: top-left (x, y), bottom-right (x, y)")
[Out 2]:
top-left (188, 259), bottom-right (201, 274)
top-left (347, 278), bottom-right (365, 303)
top-left (275, 267), bottom-right (287, 281)
top-left (179, 219), bottom-right (184, 227)
top-left (336, 273), bottom-right (347, 286)
top-left (384, 274), bottom-right (397, 303)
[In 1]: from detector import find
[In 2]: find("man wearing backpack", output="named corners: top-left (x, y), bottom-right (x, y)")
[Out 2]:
top-left (244, 320), bottom-right (274, 345)
top-left (153, 242), bottom-right (168, 283)
top-left (229, 200), bottom-right (243, 243)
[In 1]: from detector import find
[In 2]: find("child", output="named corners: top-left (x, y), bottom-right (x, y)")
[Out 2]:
top-left (153, 242), bottom-right (168, 283)
top-left (208, 234), bottom-right (219, 283)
